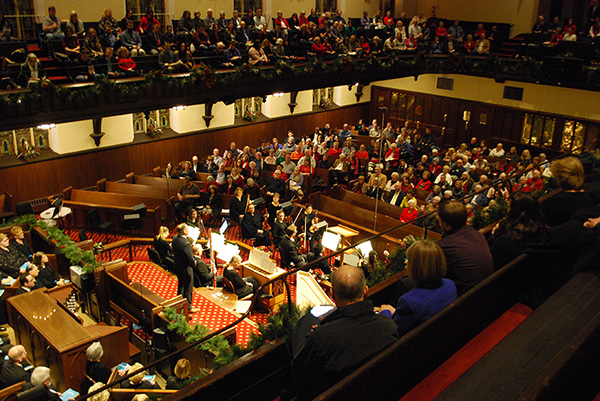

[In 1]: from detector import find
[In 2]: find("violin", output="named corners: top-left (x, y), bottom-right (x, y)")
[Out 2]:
top-left (263, 211), bottom-right (271, 231)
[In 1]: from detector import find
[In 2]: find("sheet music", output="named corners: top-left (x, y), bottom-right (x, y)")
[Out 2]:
top-left (186, 225), bottom-right (201, 243)
top-left (248, 248), bottom-right (277, 274)
top-left (211, 231), bottom-right (239, 262)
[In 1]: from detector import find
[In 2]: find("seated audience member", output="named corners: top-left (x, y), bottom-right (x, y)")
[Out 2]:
top-left (379, 240), bottom-right (456, 335)
top-left (17, 53), bottom-right (48, 87)
top-left (88, 382), bottom-right (110, 401)
top-left (167, 358), bottom-right (198, 389)
top-left (489, 143), bottom-right (505, 158)
top-left (192, 245), bottom-right (216, 287)
top-left (386, 182), bottom-right (405, 206)
top-left (352, 175), bottom-right (368, 195)
top-left (436, 201), bottom-right (494, 295)
top-left (73, 50), bottom-right (95, 82)
top-left (15, 272), bottom-right (36, 295)
top-left (328, 153), bottom-right (350, 187)
top-left (175, 177), bottom-right (201, 222)
top-left (153, 226), bottom-right (173, 267)
top-left (291, 265), bottom-right (399, 400)
top-left (225, 40), bottom-right (242, 64)
top-left (42, 6), bottom-right (64, 56)
top-left (472, 184), bottom-right (489, 207)
top-left (542, 157), bottom-right (592, 226)
top-left (61, 27), bottom-right (80, 59)
top-left (121, 19), bottom-right (146, 56)
top-left (10, 226), bottom-right (32, 262)
top-left (243, 178), bottom-right (261, 200)
top-left (96, 47), bottom-right (121, 79)
top-left (400, 199), bottom-right (418, 223)
top-left (23, 367), bottom-right (59, 400)
top-left (32, 252), bottom-right (64, 289)
top-left (83, 342), bottom-right (111, 394)
top-left (488, 192), bottom-right (548, 270)
top-left (159, 42), bottom-right (188, 73)
top-left (201, 185), bottom-right (222, 220)
top-left (223, 255), bottom-right (260, 297)
top-left (121, 362), bottom-right (160, 389)
top-left (1, 345), bottom-right (32, 386)
top-left (265, 169), bottom-right (286, 200)
top-left (221, 175), bottom-right (237, 195)
top-left (116, 47), bottom-right (139, 77)
top-left (185, 209), bottom-right (202, 228)
top-left (145, 24), bottom-right (163, 55)
top-left (0, 233), bottom-right (25, 279)
top-left (368, 165), bottom-right (387, 190)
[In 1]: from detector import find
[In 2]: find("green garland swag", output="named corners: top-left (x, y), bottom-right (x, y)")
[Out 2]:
top-left (0, 54), bottom-right (557, 110)
top-left (0, 214), bottom-right (100, 273)
top-left (163, 302), bottom-right (306, 372)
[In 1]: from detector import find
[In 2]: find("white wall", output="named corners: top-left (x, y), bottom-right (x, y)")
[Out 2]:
top-left (262, 90), bottom-right (314, 118)
top-left (170, 102), bottom-right (235, 134)
top-left (34, 0), bottom-right (125, 24)
top-left (333, 83), bottom-right (371, 106)
top-left (49, 114), bottom-right (134, 154)
top-left (374, 74), bottom-right (600, 122)
top-left (415, 0), bottom-right (539, 36)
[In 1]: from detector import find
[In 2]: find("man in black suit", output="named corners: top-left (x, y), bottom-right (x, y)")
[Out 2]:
top-left (264, 170), bottom-right (286, 201)
top-left (191, 244), bottom-right (218, 287)
top-left (171, 224), bottom-right (200, 313)
top-left (1, 345), bottom-right (32, 387)
top-left (279, 225), bottom-right (307, 270)
top-left (386, 182), bottom-right (405, 206)
top-left (15, 273), bottom-right (35, 295)
top-left (191, 155), bottom-right (201, 173)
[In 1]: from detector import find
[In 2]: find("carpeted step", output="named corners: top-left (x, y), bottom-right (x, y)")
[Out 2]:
top-left (399, 303), bottom-right (532, 401)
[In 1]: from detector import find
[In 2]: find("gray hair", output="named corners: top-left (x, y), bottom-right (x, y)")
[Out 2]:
top-left (86, 342), bottom-right (104, 361)
top-left (31, 366), bottom-right (51, 387)
top-left (89, 383), bottom-right (110, 401)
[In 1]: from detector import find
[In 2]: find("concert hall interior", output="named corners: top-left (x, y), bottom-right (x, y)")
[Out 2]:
top-left (0, 0), bottom-right (600, 400)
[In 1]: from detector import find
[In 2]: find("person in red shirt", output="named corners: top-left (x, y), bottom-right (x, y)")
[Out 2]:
top-left (384, 143), bottom-right (399, 169)
top-left (435, 20), bottom-right (447, 37)
top-left (328, 141), bottom-right (342, 157)
top-left (139, 9), bottom-right (160, 34)
top-left (383, 11), bottom-right (394, 26)
top-left (474, 23), bottom-right (486, 37)
top-left (117, 46), bottom-right (137, 77)
top-left (463, 34), bottom-right (476, 53)
top-left (416, 170), bottom-right (433, 192)
top-left (300, 158), bottom-right (314, 175)
top-left (527, 169), bottom-right (543, 192)
top-left (275, 11), bottom-right (290, 29)
top-left (400, 199), bottom-right (418, 223)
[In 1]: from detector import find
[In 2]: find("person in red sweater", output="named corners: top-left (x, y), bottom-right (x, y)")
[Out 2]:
top-left (416, 170), bottom-right (433, 192)
top-left (138, 9), bottom-right (160, 34)
top-left (384, 143), bottom-right (399, 169)
top-left (328, 141), bottom-right (342, 157)
top-left (400, 199), bottom-right (418, 223)
top-left (117, 47), bottom-right (137, 77)
top-left (527, 169), bottom-right (543, 192)
top-left (435, 20), bottom-right (447, 37)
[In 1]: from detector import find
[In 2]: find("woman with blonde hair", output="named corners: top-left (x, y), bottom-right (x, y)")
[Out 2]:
top-left (223, 255), bottom-right (259, 298)
top-left (17, 53), bottom-right (48, 87)
top-left (166, 358), bottom-right (197, 389)
top-left (121, 362), bottom-right (160, 389)
top-left (378, 240), bottom-right (457, 335)
top-left (153, 226), bottom-right (173, 266)
top-left (542, 156), bottom-right (592, 226)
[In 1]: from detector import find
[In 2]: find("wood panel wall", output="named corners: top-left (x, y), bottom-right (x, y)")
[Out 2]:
top-left (0, 104), bottom-right (369, 204)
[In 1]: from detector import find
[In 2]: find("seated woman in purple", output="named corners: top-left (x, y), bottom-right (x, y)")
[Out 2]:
top-left (378, 240), bottom-right (457, 335)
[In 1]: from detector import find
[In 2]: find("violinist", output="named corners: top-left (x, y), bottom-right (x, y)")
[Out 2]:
top-left (241, 203), bottom-right (272, 247)
top-left (266, 192), bottom-right (282, 227)
top-left (279, 225), bottom-right (307, 270)
top-left (271, 210), bottom-right (289, 248)
top-left (229, 187), bottom-right (249, 224)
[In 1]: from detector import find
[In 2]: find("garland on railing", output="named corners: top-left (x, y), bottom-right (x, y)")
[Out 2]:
top-left (163, 302), bottom-right (306, 371)
top-left (470, 197), bottom-right (510, 230)
top-left (365, 235), bottom-right (417, 287)
top-left (0, 214), bottom-right (100, 273)
top-left (0, 53), bottom-right (568, 111)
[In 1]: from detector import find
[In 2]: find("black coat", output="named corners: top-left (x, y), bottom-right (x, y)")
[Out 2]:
top-left (279, 236), bottom-right (304, 268)
top-left (172, 235), bottom-right (194, 277)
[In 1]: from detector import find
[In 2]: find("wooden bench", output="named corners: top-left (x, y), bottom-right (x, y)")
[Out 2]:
top-left (316, 254), bottom-right (533, 401)
top-left (434, 270), bottom-right (600, 401)
top-left (129, 174), bottom-right (206, 192)
top-left (329, 187), bottom-right (427, 220)
top-left (62, 187), bottom-right (162, 237)
top-left (98, 179), bottom-right (177, 223)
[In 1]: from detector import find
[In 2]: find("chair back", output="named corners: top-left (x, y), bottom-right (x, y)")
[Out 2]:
top-left (165, 257), bottom-right (175, 273)
top-left (222, 277), bottom-right (235, 293)
top-left (78, 229), bottom-right (88, 241)
top-left (147, 248), bottom-right (163, 266)
top-left (88, 208), bottom-right (101, 225)
top-left (15, 202), bottom-right (33, 216)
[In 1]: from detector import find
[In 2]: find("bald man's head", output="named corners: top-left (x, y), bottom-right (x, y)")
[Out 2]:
top-left (331, 265), bottom-right (367, 306)
top-left (8, 345), bottom-right (26, 363)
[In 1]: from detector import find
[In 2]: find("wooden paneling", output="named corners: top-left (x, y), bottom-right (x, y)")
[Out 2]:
top-left (0, 105), bottom-right (369, 204)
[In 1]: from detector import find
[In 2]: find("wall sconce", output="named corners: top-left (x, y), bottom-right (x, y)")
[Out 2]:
top-left (463, 110), bottom-right (471, 129)
top-left (273, 92), bottom-right (285, 97)
top-left (37, 124), bottom-right (56, 130)
top-left (171, 106), bottom-right (186, 111)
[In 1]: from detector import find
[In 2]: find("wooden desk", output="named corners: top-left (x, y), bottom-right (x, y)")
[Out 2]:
top-left (7, 289), bottom-right (130, 392)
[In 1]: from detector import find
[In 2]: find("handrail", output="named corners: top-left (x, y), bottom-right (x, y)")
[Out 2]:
top-left (78, 153), bottom-right (569, 401)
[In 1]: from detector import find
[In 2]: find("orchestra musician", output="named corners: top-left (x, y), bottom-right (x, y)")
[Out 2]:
top-left (229, 187), bottom-right (249, 224)
top-left (271, 209), bottom-right (289, 248)
top-left (266, 192), bottom-right (282, 227)
top-left (241, 203), bottom-right (272, 247)
top-left (279, 225), bottom-right (307, 270)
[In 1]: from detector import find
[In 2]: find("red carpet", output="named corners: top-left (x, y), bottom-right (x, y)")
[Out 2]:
top-left (128, 262), bottom-right (259, 344)
top-left (399, 303), bottom-right (533, 401)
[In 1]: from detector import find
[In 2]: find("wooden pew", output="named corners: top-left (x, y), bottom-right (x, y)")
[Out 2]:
top-left (97, 179), bottom-right (177, 223)
top-left (130, 174), bottom-right (206, 191)
top-left (62, 187), bottom-right (162, 237)
top-left (316, 254), bottom-right (534, 401)
top-left (434, 271), bottom-right (600, 401)
top-left (0, 192), bottom-right (15, 221)
top-left (307, 193), bottom-right (441, 254)
top-left (329, 187), bottom-right (427, 220)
